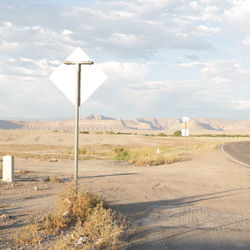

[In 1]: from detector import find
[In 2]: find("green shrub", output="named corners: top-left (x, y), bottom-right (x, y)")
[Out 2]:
top-left (114, 149), bottom-right (129, 161)
top-left (80, 131), bottom-right (89, 134)
top-left (173, 130), bottom-right (181, 137)
top-left (157, 132), bottom-right (167, 137)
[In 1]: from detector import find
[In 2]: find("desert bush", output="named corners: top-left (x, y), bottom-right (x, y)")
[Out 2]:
top-left (80, 203), bottom-right (126, 248)
top-left (58, 186), bottom-right (102, 223)
top-left (43, 186), bottom-right (102, 234)
top-left (64, 147), bottom-right (87, 155)
top-left (13, 222), bottom-right (42, 246)
top-left (173, 130), bottom-right (181, 137)
top-left (117, 132), bottom-right (132, 135)
top-left (79, 148), bottom-right (87, 155)
top-left (135, 155), bottom-right (165, 166)
top-left (195, 134), bottom-right (250, 138)
top-left (95, 131), bottom-right (104, 134)
top-left (157, 132), bottom-right (167, 137)
top-left (113, 147), bottom-right (130, 161)
top-left (105, 130), bottom-right (115, 135)
top-left (54, 203), bottom-right (126, 249)
top-left (113, 147), bottom-right (182, 166)
top-left (112, 146), bottom-right (125, 153)
top-left (18, 169), bottom-right (29, 175)
top-left (14, 185), bottom-right (127, 249)
top-left (43, 213), bottom-right (70, 234)
top-left (80, 131), bottom-right (89, 134)
top-left (50, 176), bottom-right (64, 183)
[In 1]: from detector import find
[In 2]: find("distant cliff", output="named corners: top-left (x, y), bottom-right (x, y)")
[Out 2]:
top-left (1, 114), bottom-right (250, 133)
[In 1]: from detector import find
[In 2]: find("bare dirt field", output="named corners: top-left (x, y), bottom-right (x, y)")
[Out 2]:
top-left (1, 130), bottom-right (250, 249)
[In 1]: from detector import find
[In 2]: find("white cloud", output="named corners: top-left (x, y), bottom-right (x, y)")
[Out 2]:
top-left (20, 57), bottom-right (34, 63)
top-left (1, 40), bottom-right (19, 50)
top-left (110, 33), bottom-right (138, 44)
top-left (178, 60), bottom-right (250, 83)
top-left (198, 25), bottom-right (220, 34)
top-left (224, 0), bottom-right (250, 35)
top-left (99, 61), bottom-right (149, 82)
top-left (0, 0), bottom-right (249, 119)
top-left (0, 57), bottom-right (57, 78)
top-left (241, 36), bottom-right (250, 46)
top-left (62, 29), bottom-right (73, 35)
top-left (0, 71), bottom-right (73, 117)
top-left (0, 0), bottom-right (229, 61)
top-left (111, 10), bottom-right (136, 18)
top-left (189, 1), bottom-right (199, 9)
top-left (129, 81), bottom-right (171, 93)
top-left (231, 100), bottom-right (250, 110)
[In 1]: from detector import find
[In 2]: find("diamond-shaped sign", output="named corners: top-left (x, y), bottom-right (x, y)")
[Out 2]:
top-left (50, 47), bottom-right (107, 105)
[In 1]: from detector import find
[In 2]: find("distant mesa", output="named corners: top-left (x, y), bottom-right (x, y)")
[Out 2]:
top-left (81, 114), bottom-right (115, 121)
top-left (0, 120), bottom-right (23, 130)
top-left (1, 115), bottom-right (250, 133)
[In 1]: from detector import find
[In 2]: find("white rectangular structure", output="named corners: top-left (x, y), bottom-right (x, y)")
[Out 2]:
top-left (2, 155), bottom-right (14, 182)
top-left (182, 129), bottom-right (189, 137)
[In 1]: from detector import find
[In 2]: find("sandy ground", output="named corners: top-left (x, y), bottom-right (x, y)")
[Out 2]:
top-left (1, 150), bottom-right (250, 249)
top-left (0, 131), bottom-right (250, 249)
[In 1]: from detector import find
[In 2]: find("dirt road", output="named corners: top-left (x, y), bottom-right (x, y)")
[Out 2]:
top-left (1, 148), bottom-right (250, 249)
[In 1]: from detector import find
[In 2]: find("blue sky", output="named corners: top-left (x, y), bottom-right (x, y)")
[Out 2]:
top-left (1, 0), bottom-right (250, 119)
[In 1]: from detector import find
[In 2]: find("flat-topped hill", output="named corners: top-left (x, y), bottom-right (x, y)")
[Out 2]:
top-left (1, 115), bottom-right (250, 134)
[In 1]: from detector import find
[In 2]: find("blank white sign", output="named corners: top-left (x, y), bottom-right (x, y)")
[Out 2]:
top-left (182, 129), bottom-right (189, 136)
top-left (50, 47), bottom-right (107, 106)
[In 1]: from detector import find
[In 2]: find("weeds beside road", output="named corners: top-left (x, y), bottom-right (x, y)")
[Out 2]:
top-left (14, 184), bottom-right (127, 249)
top-left (0, 133), bottom-right (229, 167)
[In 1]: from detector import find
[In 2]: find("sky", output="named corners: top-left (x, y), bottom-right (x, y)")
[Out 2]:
top-left (1, 0), bottom-right (250, 120)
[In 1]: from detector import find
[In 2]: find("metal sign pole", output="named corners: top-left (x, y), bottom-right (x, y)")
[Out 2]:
top-left (74, 63), bottom-right (80, 188)
top-left (184, 121), bottom-right (186, 155)
top-left (64, 60), bottom-right (94, 189)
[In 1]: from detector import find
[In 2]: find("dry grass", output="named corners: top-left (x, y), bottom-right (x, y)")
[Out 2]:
top-left (43, 185), bottom-right (102, 234)
top-left (113, 146), bottom-right (182, 166)
top-left (112, 141), bottom-right (222, 166)
top-left (50, 176), bottom-right (64, 183)
top-left (14, 184), bottom-right (127, 249)
top-left (13, 222), bottom-right (42, 246)
top-left (17, 169), bottom-right (29, 175)
top-left (64, 147), bottom-right (87, 155)
top-left (54, 203), bottom-right (127, 249)
top-left (0, 134), bottom-right (227, 166)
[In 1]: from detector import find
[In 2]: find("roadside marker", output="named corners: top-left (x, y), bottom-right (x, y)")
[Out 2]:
top-left (182, 117), bottom-right (189, 155)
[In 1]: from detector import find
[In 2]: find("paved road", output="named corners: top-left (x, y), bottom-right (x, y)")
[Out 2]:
top-left (223, 141), bottom-right (250, 167)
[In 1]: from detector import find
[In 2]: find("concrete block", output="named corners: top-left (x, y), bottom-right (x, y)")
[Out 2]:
top-left (2, 155), bottom-right (14, 182)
